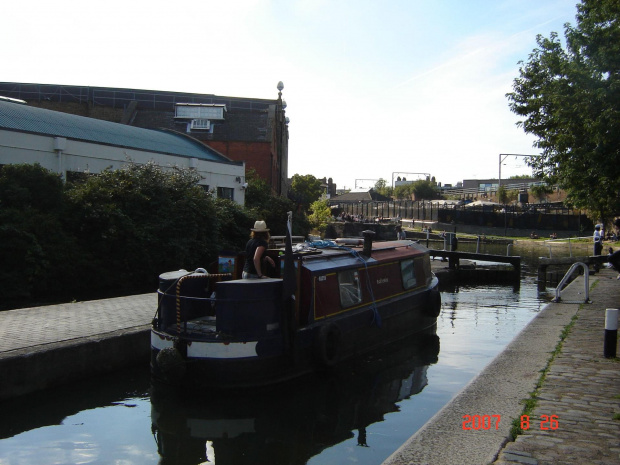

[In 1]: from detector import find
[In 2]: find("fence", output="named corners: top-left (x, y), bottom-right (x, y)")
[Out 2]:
top-left (334, 201), bottom-right (591, 233)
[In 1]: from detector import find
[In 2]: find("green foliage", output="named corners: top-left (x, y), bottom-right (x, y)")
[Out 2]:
top-left (308, 199), bottom-right (332, 234)
top-left (245, 169), bottom-right (309, 236)
top-left (498, 185), bottom-right (508, 204)
top-left (1, 162), bottom-right (313, 309)
top-left (394, 179), bottom-right (437, 200)
top-left (507, 0), bottom-right (620, 224)
top-left (213, 198), bottom-right (253, 252)
top-left (0, 164), bottom-right (79, 303)
top-left (65, 162), bottom-right (220, 293)
top-left (288, 174), bottom-right (323, 212)
top-left (530, 184), bottom-right (554, 202)
top-left (374, 178), bottom-right (394, 198)
top-left (244, 168), bottom-right (273, 211)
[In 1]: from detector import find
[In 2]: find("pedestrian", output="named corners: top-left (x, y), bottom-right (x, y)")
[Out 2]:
top-left (594, 224), bottom-right (604, 256)
top-left (242, 220), bottom-right (275, 279)
top-left (594, 224), bottom-right (604, 272)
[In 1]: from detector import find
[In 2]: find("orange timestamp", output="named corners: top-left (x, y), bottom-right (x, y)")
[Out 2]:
top-left (462, 414), bottom-right (559, 431)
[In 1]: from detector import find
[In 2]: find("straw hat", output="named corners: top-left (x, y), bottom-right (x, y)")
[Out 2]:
top-left (251, 220), bottom-right (270, 232)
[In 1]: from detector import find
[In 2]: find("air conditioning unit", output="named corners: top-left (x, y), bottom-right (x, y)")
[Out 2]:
top-left (190, 119), bottom-right (211, 130)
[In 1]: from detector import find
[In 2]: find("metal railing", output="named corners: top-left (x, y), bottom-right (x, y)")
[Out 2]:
top-left (544, 237), bottom-right (593, 258)
top-left (553, 262), bottom-right (589, 303)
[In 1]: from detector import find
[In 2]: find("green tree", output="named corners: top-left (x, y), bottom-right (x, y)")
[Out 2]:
top-left (244, 168), bottom-right (273, 212)
top-left (507, 0), bottom-right (620, 224)
top-left (308, 199), bottom-right (332, 234)
top-left (288, 174), bottom-right (322, 212)
top-left (498, 185), bottom-right (508, 204)
top-left (0, 164), bottom-right (79, 303)
top-left (410, 179), bottom-right (437, 200)
top-left (530, 184), bottom-right (554, 203)
top-left (246, 170), bottom-right (309, 237)
top-left (65, 162), bottom-right (219, 293)
top-left (374, 178), bottom-right (394, 198)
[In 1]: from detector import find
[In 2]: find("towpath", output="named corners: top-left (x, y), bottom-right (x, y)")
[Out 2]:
top-left (383, 267), bottom-right (620, 465)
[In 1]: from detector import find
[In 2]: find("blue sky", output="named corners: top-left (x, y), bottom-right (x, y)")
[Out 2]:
top-left (3, 0), bottom-right (579, 191)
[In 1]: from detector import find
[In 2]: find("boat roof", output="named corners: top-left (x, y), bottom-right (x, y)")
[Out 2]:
top-left (298, 240), bottom-right (427, 273)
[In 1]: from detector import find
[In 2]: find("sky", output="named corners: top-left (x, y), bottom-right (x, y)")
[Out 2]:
top-left (3, 0), bottom-right (580, 191)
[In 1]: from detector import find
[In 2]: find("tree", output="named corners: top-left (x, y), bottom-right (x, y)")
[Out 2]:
top-left (498, 185), bottom-right (509, 204)
top-left (410, 179), bottom-right (437, 200)
top-left (507, 0), bottom-right (620, 225)
top-left (246, 170), bottom-right (309, 237)
top-left (288, 174), bottom-right (323, 212)
top-left (65, 162), bottom-right (220, 293)
top-left (0, 164), bottom-right (79, 303)
top-left (530, 184), bottom-right (554, 203)
top-left (374, 178), bottom-right (394, 198)
top-left (308, 199), bottom-right (332, 235)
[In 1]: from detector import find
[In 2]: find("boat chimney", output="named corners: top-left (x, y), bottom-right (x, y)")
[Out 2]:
top-left (362, 230), bottom-right (376, 258)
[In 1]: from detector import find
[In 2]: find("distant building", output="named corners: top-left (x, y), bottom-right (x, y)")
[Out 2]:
top-left (462, 178), bottom-right (539, 191)
top-left (0, 98), bottom-right (246, 204)
top-left (0, 82), bottom-right (289, 195)
top-left (319, 177), bottom-right (337, 198)
top-left (328, 189), bottom-right (391, 204)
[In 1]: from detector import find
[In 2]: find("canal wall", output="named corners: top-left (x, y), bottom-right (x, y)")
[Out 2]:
top-left (0, 293), bottom-right (155, 401)
top-left (0, 328), bottom-right (149, 400)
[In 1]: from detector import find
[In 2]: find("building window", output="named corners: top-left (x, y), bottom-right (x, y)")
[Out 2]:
top-left (338, 269), bottom-right (361, 308)
top-left (217, 187), bottom-right (234, 201)
top-left (175, 104), bottom-right (226, 120)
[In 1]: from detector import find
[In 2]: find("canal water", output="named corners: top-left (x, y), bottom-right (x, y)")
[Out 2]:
top-left (0, 244), bottom-right (554, 465)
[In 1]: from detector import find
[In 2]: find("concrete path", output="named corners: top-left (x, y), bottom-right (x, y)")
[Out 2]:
top-left (0, 293), bottom-right (157, 399)
top-left (383, 268), bottom-right (620, 465)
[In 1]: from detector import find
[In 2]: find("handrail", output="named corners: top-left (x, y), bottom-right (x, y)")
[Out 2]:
top-left (553, 262), bottom-right (589, 303)
top-left (544, 236), bottom-right (592, 258)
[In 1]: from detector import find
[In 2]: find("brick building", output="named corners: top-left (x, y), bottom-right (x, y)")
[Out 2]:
top-left (0, 82), bottom-right (289, 195)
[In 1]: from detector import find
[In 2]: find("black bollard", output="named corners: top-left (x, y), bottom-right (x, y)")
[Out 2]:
top-left (604, 308), bottom-right (618, 358)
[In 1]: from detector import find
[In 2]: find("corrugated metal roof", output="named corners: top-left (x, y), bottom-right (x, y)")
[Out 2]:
top-left (0, 100), bottom-right (238, 164)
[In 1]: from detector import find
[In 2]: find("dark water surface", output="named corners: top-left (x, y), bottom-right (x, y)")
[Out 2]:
top-left (0, 251), bottom-right (550, 465)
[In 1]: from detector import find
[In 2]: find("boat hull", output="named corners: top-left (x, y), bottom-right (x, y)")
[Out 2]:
top-left (150, 275), bottom-right (440, 389)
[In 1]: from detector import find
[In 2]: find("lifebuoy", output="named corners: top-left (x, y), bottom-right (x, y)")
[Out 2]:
top-left (314, 323), bottom-right (342, 367)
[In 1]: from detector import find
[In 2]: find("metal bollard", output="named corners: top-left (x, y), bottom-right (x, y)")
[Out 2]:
top-left (604, 308), bottom-right (618, 358)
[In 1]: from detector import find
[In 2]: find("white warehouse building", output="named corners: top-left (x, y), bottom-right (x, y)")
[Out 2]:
top-left (0, 97), bottom-right (246, 204)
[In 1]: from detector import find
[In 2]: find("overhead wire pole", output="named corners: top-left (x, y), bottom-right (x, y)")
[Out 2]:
top-left (498, 153), bottom-right (540, 189)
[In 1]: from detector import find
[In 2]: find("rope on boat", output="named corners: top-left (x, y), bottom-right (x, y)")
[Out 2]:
top-left (153, 269), bottom-right (232, 325)
top-left (174, 269), bottom-right (226, 334)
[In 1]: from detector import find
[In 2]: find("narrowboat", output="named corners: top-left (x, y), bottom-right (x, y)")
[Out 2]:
top-left (150, 229), bottom-right (440, 389)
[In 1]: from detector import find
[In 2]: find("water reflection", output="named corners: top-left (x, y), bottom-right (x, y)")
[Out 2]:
top-left (150, 330), bottom-right (440, 465)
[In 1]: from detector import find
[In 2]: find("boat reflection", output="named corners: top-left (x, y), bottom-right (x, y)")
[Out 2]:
top-left (151, 328), bottom-right (440, 465)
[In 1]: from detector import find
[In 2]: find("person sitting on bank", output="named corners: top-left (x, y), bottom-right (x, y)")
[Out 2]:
top-left (242, 220), bottom-right (275, 279)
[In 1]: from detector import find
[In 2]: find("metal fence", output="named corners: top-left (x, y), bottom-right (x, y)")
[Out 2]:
top-left (335, 201), bottom-right (591, 232)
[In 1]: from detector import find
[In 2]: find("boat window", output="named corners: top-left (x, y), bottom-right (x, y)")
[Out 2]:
top-left (400, 259), bottom-right (417, 289)
top-left (338, 269), bottom-right (362, 307)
